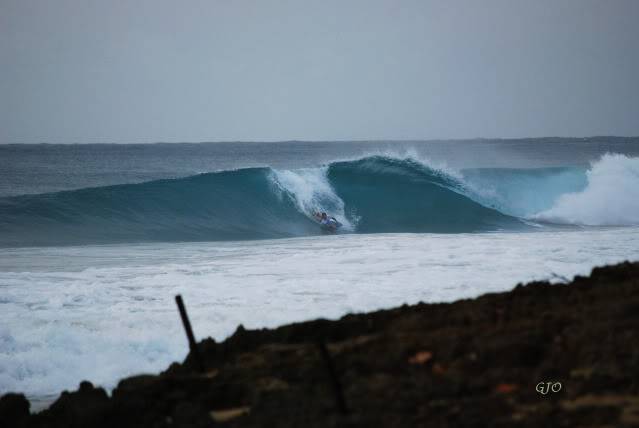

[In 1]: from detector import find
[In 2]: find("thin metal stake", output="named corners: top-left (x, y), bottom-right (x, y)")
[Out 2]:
top-left (175, 294), bottom-right (205, 373)
top-left (317, 340), bottom-right (349, 415)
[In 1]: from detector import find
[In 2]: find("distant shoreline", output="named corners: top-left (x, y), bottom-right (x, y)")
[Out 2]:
top-left (2, 136), bottom-right (639, 146)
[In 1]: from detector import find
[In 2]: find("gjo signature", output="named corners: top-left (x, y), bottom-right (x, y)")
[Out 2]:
top-left (536, 381), bottom-right (562, 395)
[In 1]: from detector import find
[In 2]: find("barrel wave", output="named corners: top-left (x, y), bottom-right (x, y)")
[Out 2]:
top-left (326, 157), bottom-right (521, 233)
top-left (2, 153), bottom-right (635, 247)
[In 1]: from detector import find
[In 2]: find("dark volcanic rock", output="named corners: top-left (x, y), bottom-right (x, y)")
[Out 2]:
top-left (32, 381), bottom-right (110, 428)
top-left (2, 261), bottom-right (639, 427)
top-left (0, 393), bottom-right (30, 426)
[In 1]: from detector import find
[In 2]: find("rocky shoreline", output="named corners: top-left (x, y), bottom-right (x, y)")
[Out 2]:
top-left (2, 261), bottom-right (638, 427)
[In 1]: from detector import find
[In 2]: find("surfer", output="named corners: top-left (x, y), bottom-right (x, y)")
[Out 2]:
top-left (314, 212), bottom-right (341, 232)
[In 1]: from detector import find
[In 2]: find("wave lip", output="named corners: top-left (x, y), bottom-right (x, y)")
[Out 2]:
top-left (532, 153), bottom-right (639, 226)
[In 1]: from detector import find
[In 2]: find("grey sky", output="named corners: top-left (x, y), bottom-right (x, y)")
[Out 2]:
top-left (1, 0), bottom-right (638, 143)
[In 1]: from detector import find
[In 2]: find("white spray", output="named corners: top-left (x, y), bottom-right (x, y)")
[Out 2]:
top-left (534, 153), bottom-right (639, 226)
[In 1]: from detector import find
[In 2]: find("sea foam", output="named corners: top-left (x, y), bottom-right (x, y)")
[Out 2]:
top-left (534, 154), bottom-right (639, 226)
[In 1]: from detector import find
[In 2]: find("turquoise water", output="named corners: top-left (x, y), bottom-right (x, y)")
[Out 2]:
top-left (1, 138), bottom-right (638, 247)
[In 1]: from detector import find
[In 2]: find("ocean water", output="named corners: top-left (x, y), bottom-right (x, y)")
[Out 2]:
top-left (1, 138), bottom-right (638, 407)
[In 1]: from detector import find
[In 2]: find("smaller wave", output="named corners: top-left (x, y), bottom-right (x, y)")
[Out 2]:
top-left (533, 153), bottom-right (639, 226)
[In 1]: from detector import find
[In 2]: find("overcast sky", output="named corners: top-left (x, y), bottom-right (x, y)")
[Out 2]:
top-left (1, 0), bottom-right (638, 143)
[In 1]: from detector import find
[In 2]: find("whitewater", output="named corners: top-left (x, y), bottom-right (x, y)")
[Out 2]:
top-left (1, 140), bottom-right (638, 407)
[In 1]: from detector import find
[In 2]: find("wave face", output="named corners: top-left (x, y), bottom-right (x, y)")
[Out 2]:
top-left (0, 169), bottom-right (317, 247)
top-left (1, 153), bottom-right (636, 247)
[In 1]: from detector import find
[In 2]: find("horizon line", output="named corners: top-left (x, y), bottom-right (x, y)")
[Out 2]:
top-left (1, 135), bottom-right (638, 145)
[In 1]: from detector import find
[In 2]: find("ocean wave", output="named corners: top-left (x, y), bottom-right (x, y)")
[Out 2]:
top-left (0, 153), bottom-right (635, 246)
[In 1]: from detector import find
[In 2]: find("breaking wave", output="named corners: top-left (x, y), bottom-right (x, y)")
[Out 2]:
top-left (0, 154), bottom-right (636, 247)
top-left (533, 153), bottom-right (639, 226)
